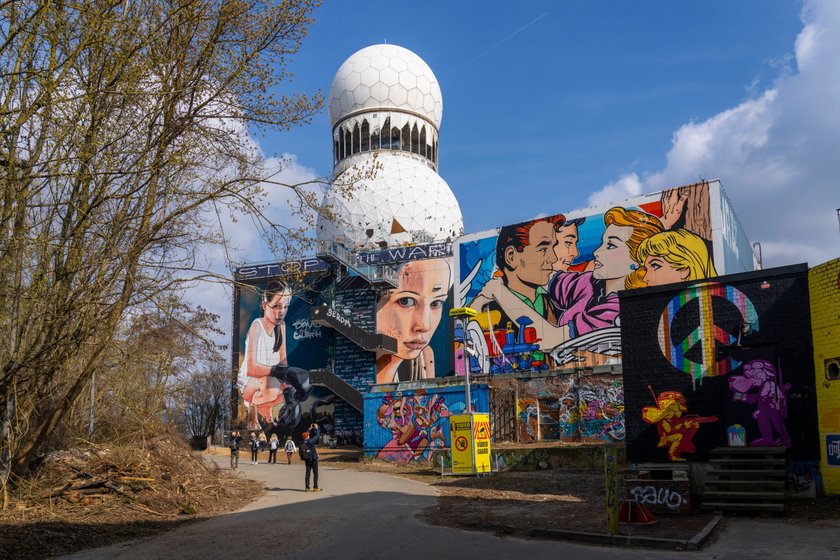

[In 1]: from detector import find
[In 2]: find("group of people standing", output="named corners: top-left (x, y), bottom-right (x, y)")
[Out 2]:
top-left (228, 423), bottom-right (322, 492)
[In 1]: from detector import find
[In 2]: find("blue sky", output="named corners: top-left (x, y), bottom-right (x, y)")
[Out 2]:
top-left (199, 0), bottom-right (840, 339)
top-left (274, 1), bottom-right (800, 195)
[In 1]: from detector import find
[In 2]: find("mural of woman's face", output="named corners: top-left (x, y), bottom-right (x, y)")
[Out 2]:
top-left (643, 255), bottom-right (689, 286)
top-left (262, 290), bottom-right (291, 325)
top-left (592, 224), bottom-right (634, 281)
top-left (553, 223), bottom-right (580, 272)
top-left (377, 259), bottom-right (450, 361)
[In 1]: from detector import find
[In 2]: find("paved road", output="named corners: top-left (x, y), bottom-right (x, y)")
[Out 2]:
top-left (61, 457), bottom-right (840, 560)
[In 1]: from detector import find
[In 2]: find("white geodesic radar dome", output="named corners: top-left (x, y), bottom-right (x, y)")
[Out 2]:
top-left (316, 152), bottom-right (463, 247)
top-left (328, 44), bottom-right (443, 128)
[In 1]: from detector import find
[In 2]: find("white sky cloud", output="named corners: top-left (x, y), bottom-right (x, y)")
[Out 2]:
top-left (588, 173), bottom-right (644, 207)
top-left (588, 0), bottom-right (840, 268)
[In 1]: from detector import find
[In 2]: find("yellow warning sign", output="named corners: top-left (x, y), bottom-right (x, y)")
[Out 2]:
top-left (474, 419), bottom-right (490, 440)
top-left (450, 413), bottom-right (492, 475)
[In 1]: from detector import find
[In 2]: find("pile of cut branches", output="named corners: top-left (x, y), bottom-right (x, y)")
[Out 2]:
top-left (0, 431), bottom-right (262, 558)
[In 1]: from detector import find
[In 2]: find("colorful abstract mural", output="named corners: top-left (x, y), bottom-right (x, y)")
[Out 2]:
top-left (622, 265), bottom-right (820, 463)
top-left (516, 397), bottom-right (540, 442)
top-left (363, 384), bottom-right (490, 463)
top-left (454, 181), bottom-right (741, 374)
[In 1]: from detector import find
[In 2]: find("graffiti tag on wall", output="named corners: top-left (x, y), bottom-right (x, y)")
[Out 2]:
top-left (628, 482), bottom-right (690, 512)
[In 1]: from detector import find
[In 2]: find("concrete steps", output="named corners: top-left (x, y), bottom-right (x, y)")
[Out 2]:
top-left (701, 446), bottom-right (786, 514)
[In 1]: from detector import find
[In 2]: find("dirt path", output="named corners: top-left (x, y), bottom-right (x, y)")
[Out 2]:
top-left (57, 452), bottom-right (840, 560)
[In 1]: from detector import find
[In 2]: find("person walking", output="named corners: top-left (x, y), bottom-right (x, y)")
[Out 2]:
top-left (268, 433), bottom-right (280, 464)
top-left (284, 435), bottom-right (296, 464)
top-left (301, 423), bottom-right (321, 492)
top-left (229, 431), bottom-right (242, 470)
top-left (249, 431), bottom-right (260, 464)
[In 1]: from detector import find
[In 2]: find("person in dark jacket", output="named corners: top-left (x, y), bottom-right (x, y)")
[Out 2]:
top-left (302, 423), bottom-right (321, 491)
top-left (249, 431), bottom-right (260, 464)
top-left (229, 431), bottom-right (242, 470)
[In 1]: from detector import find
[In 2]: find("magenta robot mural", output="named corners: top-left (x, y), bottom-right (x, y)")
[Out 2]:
top-left (729, 359), bottom-right (792, 447)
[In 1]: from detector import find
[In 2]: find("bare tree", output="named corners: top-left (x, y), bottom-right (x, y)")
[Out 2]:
top-left (176, 360), bottom-right (231, 441)
top-left (0, 0), bottom-right (326, 490)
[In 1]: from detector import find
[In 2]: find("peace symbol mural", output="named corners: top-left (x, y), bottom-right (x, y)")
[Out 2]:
top-left (657, 282), bottom-right (759, 388)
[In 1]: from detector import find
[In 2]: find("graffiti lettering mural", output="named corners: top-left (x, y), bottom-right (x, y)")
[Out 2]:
top-left (577, 378), bottom-right (625, 442)
top-left (374, 390), bottom-right (450, 462)
top-left (658, 282), bottom-right (758, 388)
top-left (510, 374), bottom-right (624, 443)
top-left (516, 398), bottom-right (540, 443)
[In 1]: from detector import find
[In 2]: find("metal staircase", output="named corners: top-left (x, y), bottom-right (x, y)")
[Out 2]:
top-left (316, 240), bottom-right (399, 288)
top-left (310, 306), bottom-right (397, 353)
top-left (309, 368), bottom-right (364, 413)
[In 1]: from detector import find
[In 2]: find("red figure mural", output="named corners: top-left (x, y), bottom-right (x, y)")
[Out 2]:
top-left (642, 390), bottom-right (717, 461)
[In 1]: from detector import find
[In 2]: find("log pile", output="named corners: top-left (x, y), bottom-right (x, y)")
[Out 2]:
top-left (37, 466), bottom-right (155, 505)
top-left (16, 432), bottom-right (261, 516)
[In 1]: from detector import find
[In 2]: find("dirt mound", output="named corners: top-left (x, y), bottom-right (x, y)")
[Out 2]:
top-left (0, 432), bottom-right (262, 558)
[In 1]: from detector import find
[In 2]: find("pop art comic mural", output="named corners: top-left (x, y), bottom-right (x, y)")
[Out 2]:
top-left (622, 265), bottom-right (820, 463)
top-left (375, 257), bottom-right (453, 384)
top-left (453, 181), bottom-right (739, 375)
top-left (363, 384), bottom-right (489, 463)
